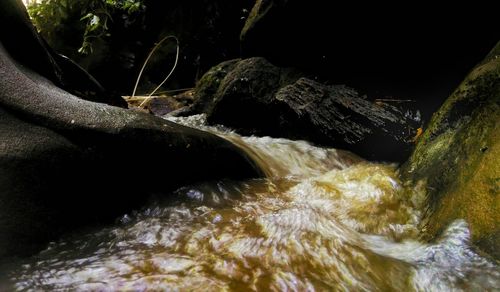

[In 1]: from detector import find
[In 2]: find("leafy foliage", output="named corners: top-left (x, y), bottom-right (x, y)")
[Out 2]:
top-left (27, 0), bottom-right (145, 54)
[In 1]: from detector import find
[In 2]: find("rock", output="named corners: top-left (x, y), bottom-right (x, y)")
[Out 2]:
top-left (401, 41), bottom-right (500, 259)
top-left (0, 109), bottom-right (87, 256)
top-left (188, 57), bottom-right (302, 121)
top-left (0, 2), bottom-right (263, 257)
top-left (275, 78), bottom-right (421, 161)
top-left (188, 57), bottom-right (420, 161)
top-left (187, 59), bottom-right (241, 115)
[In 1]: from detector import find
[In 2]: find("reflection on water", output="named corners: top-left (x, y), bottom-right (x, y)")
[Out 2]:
top-left (3, 115), bottom-right (499, 291)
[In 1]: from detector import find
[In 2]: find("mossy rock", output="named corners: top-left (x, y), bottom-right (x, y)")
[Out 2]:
top-left (186, 57), bottom-right (419, 162)
top-left (188, 59), bottom-right (241, 115)
top-left (402, 41), bottom-right (500, 259)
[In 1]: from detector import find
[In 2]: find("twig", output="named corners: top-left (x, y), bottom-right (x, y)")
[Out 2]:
top-left (131, 35), bottom-right (180, 108)
top-left (153, 87), bottom-right (194, 94)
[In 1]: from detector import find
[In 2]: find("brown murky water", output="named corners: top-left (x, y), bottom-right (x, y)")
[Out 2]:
top-left (2, 115), bottom-right (499, 291)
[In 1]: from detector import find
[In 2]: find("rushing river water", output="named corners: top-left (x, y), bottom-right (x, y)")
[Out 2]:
top-left (1, 114), bottom-right (499, 291)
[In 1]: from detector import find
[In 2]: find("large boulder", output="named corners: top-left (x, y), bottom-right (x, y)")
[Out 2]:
top-left (185, 57), bottom-right (420, 162)
top-left (401, 41), bottom-right (500, 259)
top-left (0, 0), bottom-right (262, 258)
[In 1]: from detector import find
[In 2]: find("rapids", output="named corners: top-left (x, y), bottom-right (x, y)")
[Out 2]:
top-left (1, 114), bottom-right (499, 291)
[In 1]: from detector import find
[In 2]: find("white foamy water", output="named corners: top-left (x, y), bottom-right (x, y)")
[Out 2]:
top-left (2, 114), bottom-right (498, 291)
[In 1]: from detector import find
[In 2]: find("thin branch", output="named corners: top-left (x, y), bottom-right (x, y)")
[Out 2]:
top-left (131, 35), bottom-right (180, 108)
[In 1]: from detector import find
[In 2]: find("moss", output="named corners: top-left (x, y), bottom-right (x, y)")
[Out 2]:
top-left (402, 41), bottom-right (500, 259)
top-left (190, 59), bottom-right (240, 114)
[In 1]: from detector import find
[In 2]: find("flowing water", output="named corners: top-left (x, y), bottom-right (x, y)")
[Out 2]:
top-left (2, 114), bottom-right (499, 291)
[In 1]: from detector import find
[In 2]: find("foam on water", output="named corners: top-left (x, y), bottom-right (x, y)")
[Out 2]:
top-left (3, 114), bottom-right (498, 291)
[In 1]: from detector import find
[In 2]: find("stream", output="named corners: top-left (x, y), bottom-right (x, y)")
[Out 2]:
top-left (1, 114), bottom-right (499, 291)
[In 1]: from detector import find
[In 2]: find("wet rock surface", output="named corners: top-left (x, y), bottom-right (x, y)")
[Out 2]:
top-left (402, 41), bottom-right (500, 259)
top-left (186, 57), bottom-right (420, 162)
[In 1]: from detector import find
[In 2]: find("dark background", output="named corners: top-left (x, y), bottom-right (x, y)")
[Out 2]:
top-left (37, 0), bottom-right (499, 123)
top-left (240, 2), bottom-right (499, 122)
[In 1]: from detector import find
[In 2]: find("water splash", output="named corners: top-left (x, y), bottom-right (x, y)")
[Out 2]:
top-left (4, 115), bottom-right (499, 291)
